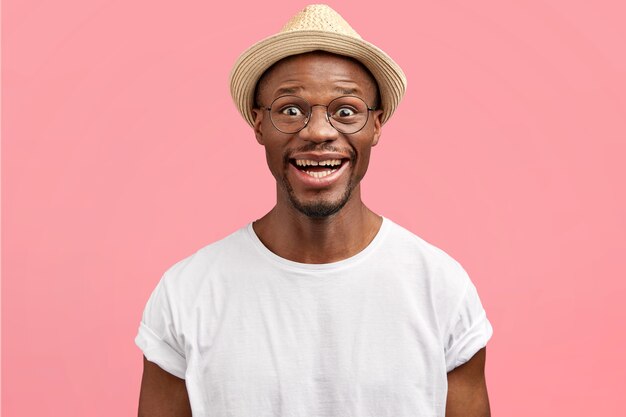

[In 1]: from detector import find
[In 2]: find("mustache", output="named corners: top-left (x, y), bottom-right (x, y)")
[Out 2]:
top-left (282, 143), bottom-right (356, 164)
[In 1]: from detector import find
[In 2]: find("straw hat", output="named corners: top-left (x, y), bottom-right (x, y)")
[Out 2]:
top-left (229, 4), bottom-right (407, 128)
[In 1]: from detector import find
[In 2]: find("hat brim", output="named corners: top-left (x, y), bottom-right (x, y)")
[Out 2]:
top-left (230, 30), bottom-right (407, 127)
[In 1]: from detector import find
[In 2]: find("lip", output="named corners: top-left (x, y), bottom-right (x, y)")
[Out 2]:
top-left (289, 152), bottom-right (350, 162)
top-left (288, 158), bottom-right (351, 188)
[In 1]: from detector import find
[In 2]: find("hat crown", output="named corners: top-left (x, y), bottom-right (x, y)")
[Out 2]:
top-left (229, 3), bottom-right (406, 128)
top-left (280, 4), bottom-right (362, 39)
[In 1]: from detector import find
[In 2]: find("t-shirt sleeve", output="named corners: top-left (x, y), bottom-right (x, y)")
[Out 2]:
top-left (443, 277), bottom-right (493, 372)
top-left (135, 272), bottom-right (187, 379)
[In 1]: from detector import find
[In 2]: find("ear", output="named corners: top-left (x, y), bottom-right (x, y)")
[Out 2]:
top-left (371, 109), bottom-right (383, 147)
top-left (252, 108), bottom-right (265, 145)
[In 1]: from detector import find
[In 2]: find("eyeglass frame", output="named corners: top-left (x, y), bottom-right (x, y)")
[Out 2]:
top-left (259, 95), bottom-right (378, 135)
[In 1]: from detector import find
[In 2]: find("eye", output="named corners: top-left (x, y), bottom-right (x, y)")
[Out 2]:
top-left (333, 107), bottom-right (357, 118)
top-left (280, 106), bottom-right (305, 117)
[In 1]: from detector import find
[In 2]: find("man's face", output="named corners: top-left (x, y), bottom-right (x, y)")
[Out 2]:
top-left (252, 52), bottom-right (383, 218)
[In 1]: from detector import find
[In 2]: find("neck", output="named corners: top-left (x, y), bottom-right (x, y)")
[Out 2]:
top-left (252, 189), bottom-right (382, 264)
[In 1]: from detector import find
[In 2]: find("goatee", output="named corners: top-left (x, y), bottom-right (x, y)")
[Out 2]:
top-left (280, 143), bottom-right (357, 218)
top-left (282, 176), bottom-right (354, 218)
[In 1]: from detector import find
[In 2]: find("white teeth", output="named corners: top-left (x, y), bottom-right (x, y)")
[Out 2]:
top-left (304, 169), bottom-right (338, 178)
top-left (295, 159), bottom-right (341, 167)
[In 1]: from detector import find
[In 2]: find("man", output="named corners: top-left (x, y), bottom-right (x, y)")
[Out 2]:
top-left (136, 4), bottom-right (493, 417)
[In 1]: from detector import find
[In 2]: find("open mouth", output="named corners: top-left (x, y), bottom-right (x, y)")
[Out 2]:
top-left (289, 158), bottom-right (349, 179)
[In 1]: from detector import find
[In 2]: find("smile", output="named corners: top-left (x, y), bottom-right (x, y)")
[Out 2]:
top-left (286, 154), bottom-right (352, 187)
top-left (291, 158), bottom-right (347, 179)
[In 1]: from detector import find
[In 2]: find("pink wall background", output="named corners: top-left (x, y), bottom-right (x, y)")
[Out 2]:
top-left (3, 0), bottom-right (625, 415)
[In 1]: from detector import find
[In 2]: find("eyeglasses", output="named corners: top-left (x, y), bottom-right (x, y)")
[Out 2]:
top-left (261, 95), bottom-right (377, 134)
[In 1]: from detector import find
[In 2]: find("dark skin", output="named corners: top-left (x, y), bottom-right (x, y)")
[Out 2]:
top-left (251, 52), bottom-right (384, 264)
top-left (446, 347), bottom-right (491, 417)
top-left (138, 52), bottom-right (490, 416)
top-left (138, 357), bottom-right (191, 417)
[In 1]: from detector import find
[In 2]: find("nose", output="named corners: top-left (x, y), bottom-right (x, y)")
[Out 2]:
top-left (298, 105), bottom-right (339, 143)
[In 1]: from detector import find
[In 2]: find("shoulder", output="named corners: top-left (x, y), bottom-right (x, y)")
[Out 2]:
top-left (157, 225), bottom-right (252, 297)
top-left (383, 219), bottom-right (490, 352)
top-left (383, 218), bottom-right (472, 293)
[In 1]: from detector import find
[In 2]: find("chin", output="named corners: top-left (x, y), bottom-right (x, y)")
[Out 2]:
top-left (292, 199), bottom-right (348, 218)
top-left (284, 178), bottom-right (354, 218)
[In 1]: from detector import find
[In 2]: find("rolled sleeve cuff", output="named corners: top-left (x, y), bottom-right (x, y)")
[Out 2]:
top-left (445, 313), bottom-right (493, 372)
top-left (135, 322), bottom-right (187, 379)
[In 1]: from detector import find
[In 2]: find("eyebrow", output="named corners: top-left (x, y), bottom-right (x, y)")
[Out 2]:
top-left (274, 86), bottom-right (361, 97)
top-left (275, 86), bottom-right (302, 96)
top-left (335, 87), bottom-right (358, 95)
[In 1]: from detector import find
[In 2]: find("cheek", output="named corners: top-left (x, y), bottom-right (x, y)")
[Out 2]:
top-left (264, 146), bottom-right (286, 178)
top-left (350, 133), bottom-right (375, 164)
top-left (353, 141), bottom-right (375, 177)
top-left (356, 150), bottom-right (372, 173)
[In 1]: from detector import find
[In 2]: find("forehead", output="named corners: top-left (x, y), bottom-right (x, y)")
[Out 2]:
top-left (256, 51), bottom-right (378, 101)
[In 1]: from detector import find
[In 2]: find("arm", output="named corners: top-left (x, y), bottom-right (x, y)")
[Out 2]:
top-left (445, 347), bottom-right (490, 417)
top-left (138, 356), bottom-right (192, 417)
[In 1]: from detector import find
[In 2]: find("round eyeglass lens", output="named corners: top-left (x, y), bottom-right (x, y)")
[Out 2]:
top-left (269, 96), bottom-right (310, 134)
top-left (327, 96), bottom-right (369, 133)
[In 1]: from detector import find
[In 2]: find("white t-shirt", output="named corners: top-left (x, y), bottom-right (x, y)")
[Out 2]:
top-left (135, 217), bottom-right (493, 416)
